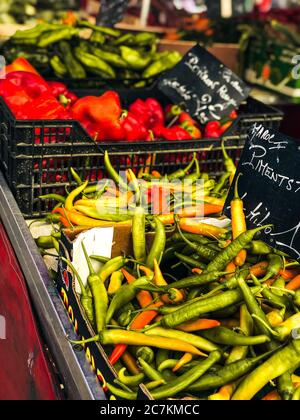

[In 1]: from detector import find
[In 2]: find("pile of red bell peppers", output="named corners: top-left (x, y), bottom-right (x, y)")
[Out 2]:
top-left (0, 58), bottom-right (237, 142)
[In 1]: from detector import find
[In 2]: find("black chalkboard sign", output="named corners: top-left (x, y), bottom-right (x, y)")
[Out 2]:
top-left (96, 0), bottom-right (129, 27)
top-left (158, 44), bottom-right (251, 124)
top-left (224, 123), bottom-right (300, 261)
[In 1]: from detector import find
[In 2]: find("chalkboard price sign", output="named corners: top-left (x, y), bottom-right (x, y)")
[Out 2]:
top-left (224, 124), bottom-right (300, 261)
top-left (158, 44), bottom-right (251, 124)
top-left (96, 0), bottom-right (129, 27)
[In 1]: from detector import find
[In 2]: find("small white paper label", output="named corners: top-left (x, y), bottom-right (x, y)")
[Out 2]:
top-left (72, 228), bottom-right (114, 294)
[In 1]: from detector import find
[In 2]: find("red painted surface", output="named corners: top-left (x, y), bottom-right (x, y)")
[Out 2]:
top-left (0, 223), bottom-right (60, 400)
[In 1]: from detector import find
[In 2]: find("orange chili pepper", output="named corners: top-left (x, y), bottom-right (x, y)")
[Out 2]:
top-left (173, 353), bottom-right (193, 372)
top-left (262, 390), bottom-right (281, 401)
top-left (176, 319), bottom-right (220, 333)
top-left (286, 274), bottom-right (300, 291)
top-left (179, 218), bottom-right (228, 238)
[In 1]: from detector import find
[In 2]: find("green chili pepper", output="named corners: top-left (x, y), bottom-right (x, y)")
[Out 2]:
top-left (145, 326), bottom-right (219, 354)
top-left (74, 50), bottom-right (116, 78)
top-left (145, 379), bottom-right (165, 391)
top-left (151, 351), bottom-right (221, 400)
top-left (39, 194), bottom-right (66, 205)
top-left (272, 277), bottom-right (286, 296)
top-left (113, 33), bottom-right (136, 46)
top-left (165, 270), bottom-right (229, 290)
top-left (90, 255), bottom-right (110, 264)
top-left (174, 252), bottom-right (207, 270)
top-left (59, 41), bottom-right (86, 79)
top-left (118, 368), bottom-right (145, 388)
top-left (142, 51), bottom-right (182, 79)
top-left (200, 326), bottom-right (270, 346)
top-left (294, 290), bottom-right (300, 308)
top-left (175, 218), bottom-right (218, 262)
top-left (61, 257), bottom-right (95, 327)
top-left (155, 349), bottom-right (169, 372)
top-left (157, 359), bottom-right (178, 372)
top-left (73, 206), bottom-right (132, 222)
top-left (277, 371), bottom-right (294, 401)
top-left (107, 383), bottom-right (137, 400)
top-left (232, 340), bottom-right (300, 400)
top-left (189, 349), bottom-right (277, 392)
top-left (260, 254), bottom-right (284, 283)
top-left (168, 153), bottom-right (196, 181)
top-left (132, 207), bottom-right (147, 264)
top-left (38, 27), bottom-right (79, 48)
top-left (226, 304), bottom-right (253, 365)
top-left (90, 31), bottom-right (105, 45)
top-left (98, 256), bottom-right (129, 283)
top-left (82, 243), bottom-right (108, 334)
top-left (138, 358), bottom-right (165, 383)
top-left (77, 21), bottom-right (121, 37)
top-left (248, 240), bottom-right (272, 255)
top-left (212, 173), bottom-right (231, 196)
top-left (120, 46), bottom-right (152, 70)
top-left (154, 287), bottom-right (261, 329)
top-left (184, 158), bottom-right (201, 183)
top-left (292, 386), bottom-right (300, 401)
top-left (134, 32), bottom-right (157, 46)
top-left (206, 225), bottom-right (273, 273)
top-left (35, 236), bottom-right (56, 249)
top-left (134, 347), bottom-right (155, 365)
top-left (221, 140), bottom-right (236, 176)
top-left (104, 151), bottom-right (128, 191)
top-left (50, 55), bottom-right (68, 78)
top-left (146, 217), bottom-right (166, 270)
top-left (106, 277), bottom-right (152, 324)
top-left (162, 244), bottom-right (185, 263)
top-left (93, 47), bottom-right (128, 69)
top-left (117, 303), bottom-right (134, 327)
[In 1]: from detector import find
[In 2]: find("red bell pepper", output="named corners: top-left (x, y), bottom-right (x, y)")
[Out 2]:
top-left (144, 98), bottom-right (165, 128)
top-left (129, 98), bottom-right (164, 129)
top-left (121, 112), bottom-right (148, 142)
top-left (5, 57), bottom-right (40, 76)
top-left (47, 81), bottom-right (78, 109)
top-left (153, 125), bottom-right (192, 141)
top-left (71, 91), bottom-right (124, 141)
top-left (0, 71), bottom-right (71, 120)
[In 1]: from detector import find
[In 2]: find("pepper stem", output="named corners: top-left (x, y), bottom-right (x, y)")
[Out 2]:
top-left (61, 257), bottom-right (88, 297)
top-left (234, 173), bottom-right (243, 200)
top-left (82, 242), bottom-right (96, 275)
top-left (68, 335), bottom-right (100, 345)
top-left (251, 314), bottom-right (280, 338)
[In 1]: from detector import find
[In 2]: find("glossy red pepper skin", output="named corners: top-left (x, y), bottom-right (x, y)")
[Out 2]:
top-left (121, 112), bottom-right (148, 142)
top-left (153, 125), bottom-right (193, 141)
top-left (144, 98), bottom-right (165, 128)
top-left (129, 98), bottom-right (164, 129)
top-left (71, 91), bottom-right (124, 141)
top-left (0, 71), bottom-right (71, 120)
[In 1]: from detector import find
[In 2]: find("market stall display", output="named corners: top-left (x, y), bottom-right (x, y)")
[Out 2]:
top-left (30, 160), bottom-right (300, 400)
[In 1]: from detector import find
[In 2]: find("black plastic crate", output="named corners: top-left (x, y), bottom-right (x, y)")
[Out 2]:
top-left (0, 93), bottom-right (283, 218)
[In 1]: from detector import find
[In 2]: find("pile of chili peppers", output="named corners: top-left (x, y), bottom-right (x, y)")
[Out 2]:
top-left (0, 58), bottom-right (238, 142)
top-left (33, 150), bottom-right (300, 401)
